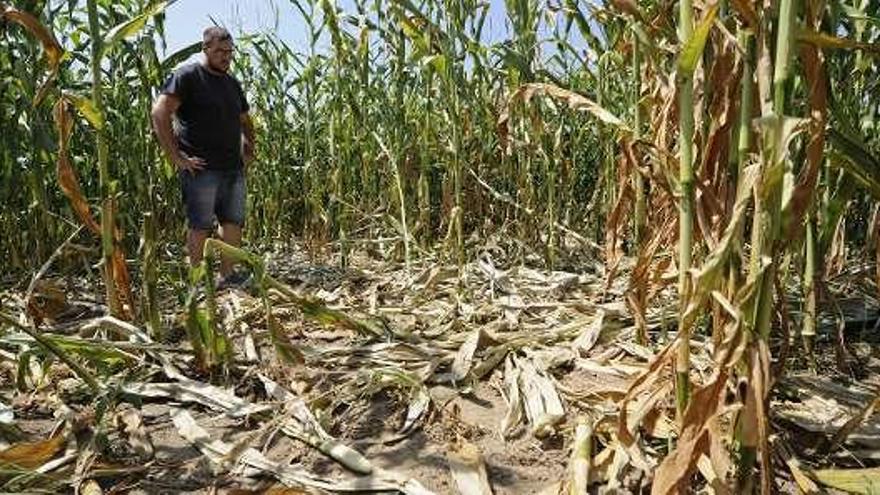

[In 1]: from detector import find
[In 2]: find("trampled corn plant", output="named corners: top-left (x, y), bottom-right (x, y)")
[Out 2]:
top-left (5, 0), bottom-right (880, 491)
top-left (602, 0), bottom-right (880, 490)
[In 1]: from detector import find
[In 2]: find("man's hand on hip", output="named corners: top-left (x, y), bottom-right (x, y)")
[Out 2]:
top-left (174, 152), bottom-right (206, 174)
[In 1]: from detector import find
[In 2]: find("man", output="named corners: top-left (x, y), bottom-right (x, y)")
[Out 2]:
top-left (151, 26), bottom-right (255, 287)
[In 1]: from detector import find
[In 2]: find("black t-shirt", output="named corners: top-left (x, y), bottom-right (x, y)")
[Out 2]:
top-left (160, 63), bottom-right (249, 171)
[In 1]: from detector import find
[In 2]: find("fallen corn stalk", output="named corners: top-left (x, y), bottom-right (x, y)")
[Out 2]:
top-left (446, 440), bottom-right (493, 495)
top-left (172, 409), bottom-right (434, 494)
top-left (205, 239), bottom-right (388, 338)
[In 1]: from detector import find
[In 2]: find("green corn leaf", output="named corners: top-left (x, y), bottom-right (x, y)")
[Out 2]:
top-left (62, 91), bottom-right (104, 130)
top-left (828, 128), bottom-right (880, 199)
top-left (422, 54), bottom-right (447, 74)
top-left (15, 350), bottom-right (37, 391)
top-left (160, 41), bottom-right (202, 74)
top-left (103, 1), bottom-right (169, 53)
top-left (49, 336), bottom-right (131, 374)
top-left (678, 3), bottom-right (720, 77)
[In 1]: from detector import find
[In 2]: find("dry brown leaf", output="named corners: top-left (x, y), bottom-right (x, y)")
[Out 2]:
top-left (517, 355), bottom-right (565, 438)
top-left (124, 380), bottom-right (273, 418)
top-left (618, 340), bottom-right (677, 447)
top-left (707, 415), bottom-right (732, 486)
top-left (450, 329), bottom-right (497, 382)
top-left (625, 209), bottom-right (670, 345)
top-left (797, 28), bottom-right (880, 53)
top-left (782, 3), bottom-right (829, 242)
top-left (109, 235), bottom-right (135, 320)
top-left (626, 380), bottom-right (673, 440)
top-left (1, 4), bottom-right (62, 104)
top-left (571, 311), bottom-right (606, 356)
top-left (710, 291), bottom-right (749, 369)
top-left (603, 153), bottom-right (635, 292)
top-left (729, 0), bottom-right (759, 27)
top-left (498, 83), bottom-right (627, 142)
top-left (755, 14), bottom-right (774, 115)
top-left (681, 164), bottom-right (759, 332)
top-left (695, 37), bottom-right (739, 250)
top-left (25, 279), bottom-right (68, 325)
top-left (0, 5), bottom-right (62, 66)
top-left (258, 374), bottom-right (374, 475)
top-left (651, 371), bottom-right (728, 495)
top-left (606, 442), bottom-right (631, 490)
top-left (608, 0), bottom-right (644, 21)
top-left (53, 99), bottom-right (100, 235)
top-left (501, 356), bottom-right (524, 437)
top-left (116, 408), bottom-right (154, 460)
top-left (697, 454), bottom-right (730, 495)
top-left (750, 341), bottom-right (771, 495)
top-left (642, 406), bottom-right (676, 440)
top-left (0, 434), bottom-right (66, 470)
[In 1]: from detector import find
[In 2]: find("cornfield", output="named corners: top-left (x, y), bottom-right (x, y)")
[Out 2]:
top-left (2, 0), bottom-right (880, 493)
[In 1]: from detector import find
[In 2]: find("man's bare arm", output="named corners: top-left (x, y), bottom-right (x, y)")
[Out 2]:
top-left (151, 94), bottom-right (205, 173)
top-left (241, 112), bottom-right (255, 165)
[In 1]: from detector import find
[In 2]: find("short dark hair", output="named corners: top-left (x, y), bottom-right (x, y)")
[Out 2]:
top-left (203, 26), bottom-right (232, 46)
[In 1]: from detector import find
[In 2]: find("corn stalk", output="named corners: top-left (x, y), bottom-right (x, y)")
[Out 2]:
top-left (86, 0), bottom-right (124, 319)
top-left (739, 0), bottom-right (798, 489)
top-left (632, 26), bottom-right (646, 249)
top-left (675, 0), bottom-right (697, 420)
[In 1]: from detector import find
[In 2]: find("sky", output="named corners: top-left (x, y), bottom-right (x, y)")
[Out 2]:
top-left (162, 0), bottom-right (301, 55)
top-left (159, 0), bottom-right (585, 59)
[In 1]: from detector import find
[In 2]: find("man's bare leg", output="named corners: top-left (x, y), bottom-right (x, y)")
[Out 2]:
top-left (219, 222), bottom-right (242, 277)
top-left (187, 228), bottom-right (211, 266)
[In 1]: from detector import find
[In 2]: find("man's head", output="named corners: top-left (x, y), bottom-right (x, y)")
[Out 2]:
top-left (202, 26), bottom-right (233, 73)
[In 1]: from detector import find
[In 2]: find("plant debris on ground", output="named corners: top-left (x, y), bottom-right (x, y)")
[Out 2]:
top-left (5, 0), bottom-right (880, 493)
top-left (1, 239), bottom-right (879, 494)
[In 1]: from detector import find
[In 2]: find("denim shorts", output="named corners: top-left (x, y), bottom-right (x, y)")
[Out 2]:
top-left (180, 169), bottom-right (246, 231)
